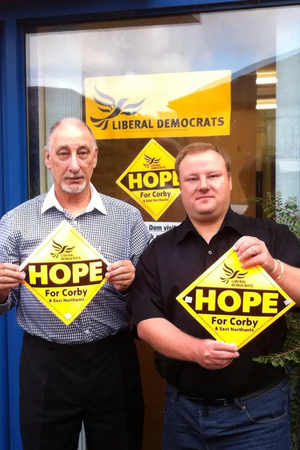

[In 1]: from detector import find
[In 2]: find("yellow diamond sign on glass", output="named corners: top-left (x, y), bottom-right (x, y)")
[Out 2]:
top-left (19, 220), bottom-right (108, 326)
top-left (116, 139), bottom-right (180, 220)
top-left (176, 248), bottom-right (294, 349)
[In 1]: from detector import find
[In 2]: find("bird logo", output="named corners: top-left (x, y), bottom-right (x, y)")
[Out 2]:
top-left (143, 154), bottom-right (161, 168)
top-left (220, 263), bottom-right (248, 284)
top-left (90, 86), bottom-right (145, 130)
top-left (50, 240), bottom-right (75, 258)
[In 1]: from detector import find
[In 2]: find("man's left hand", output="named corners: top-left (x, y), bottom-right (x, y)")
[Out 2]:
top-left (233, 236), bottom-right (275, 273)
top-left (105, 260), bottom-right (135, 292)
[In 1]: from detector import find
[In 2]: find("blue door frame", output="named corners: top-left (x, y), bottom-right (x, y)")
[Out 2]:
top-left (0, 1), bottom-right (298, 448)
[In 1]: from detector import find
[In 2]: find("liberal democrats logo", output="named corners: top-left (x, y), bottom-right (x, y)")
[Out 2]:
top-left (220, 263), bottom-right (248, 284)
top-left (50, 241), bottom-right (75, 259)
top-left (143, 154), bottom-right (161, 168)
top-left (89, 86), bottom-right (145, 130)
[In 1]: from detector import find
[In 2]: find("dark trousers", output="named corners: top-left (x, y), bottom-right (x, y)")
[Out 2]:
top-left (19, 328), bottom-right (144, 450)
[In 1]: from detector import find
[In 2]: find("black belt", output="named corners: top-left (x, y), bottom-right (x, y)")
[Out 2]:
top-left (182, 374), bottom-right (285, 407)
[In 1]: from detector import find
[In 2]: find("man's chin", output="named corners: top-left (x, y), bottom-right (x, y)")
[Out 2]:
top-left (193, 206), bottom-right (228, 223)
top-left (195, 206), bottom-right (214, 216)
top-left (193, 208), bottom-right (218, 222)
top-left (61, 181), bottom-right (86, 194)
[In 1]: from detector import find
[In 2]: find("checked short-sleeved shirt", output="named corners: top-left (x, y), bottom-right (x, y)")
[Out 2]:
top-left (0, 185), bottom-right (151, 343)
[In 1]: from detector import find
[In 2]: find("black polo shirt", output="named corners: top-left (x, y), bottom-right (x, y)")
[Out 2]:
top-left (132, 208), bottom-right (300, 399)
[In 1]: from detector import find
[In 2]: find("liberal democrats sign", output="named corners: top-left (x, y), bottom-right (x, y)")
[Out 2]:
top-left (85, 71), bottom-right (231, 139)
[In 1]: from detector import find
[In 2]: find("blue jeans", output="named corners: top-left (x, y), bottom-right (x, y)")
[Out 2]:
top-left (162, 378), bottom-right (290, 450)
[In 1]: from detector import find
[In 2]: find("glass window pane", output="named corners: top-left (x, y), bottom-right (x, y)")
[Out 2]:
top-left (26, 6), bottom-right (300, 221)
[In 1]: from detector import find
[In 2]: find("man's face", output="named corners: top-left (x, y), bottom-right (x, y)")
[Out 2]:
top-left (44, 123), bottom-right (98, 196)
top-left (178, 150), bottom-right (232, 224)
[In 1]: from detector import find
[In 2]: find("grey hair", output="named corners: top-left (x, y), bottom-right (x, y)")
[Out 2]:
top-left (45, 117), bottom-right (97, 153)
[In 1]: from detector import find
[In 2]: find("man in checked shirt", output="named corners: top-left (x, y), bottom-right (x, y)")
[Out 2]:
top-left (0, 117), bottom-right (151, 450)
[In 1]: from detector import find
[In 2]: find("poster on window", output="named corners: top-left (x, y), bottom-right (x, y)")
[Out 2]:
top-left (85, 71), bottom-right (231, 139)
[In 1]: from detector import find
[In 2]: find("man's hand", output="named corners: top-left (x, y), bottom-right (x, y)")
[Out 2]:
top-left (105, 260), bottom-right (135, 292)
top-left (193, 339), bottom-right (239, 370)
top-left (0, 263), bottom-right (25, 303)
top-left (138, 319), bottom-right (239, 370)
top-left (233, 236), bottom-right (275, 273)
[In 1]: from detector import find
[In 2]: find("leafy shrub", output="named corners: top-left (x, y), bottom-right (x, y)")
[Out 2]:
top-left (251, 193), bottom-right (300, 449)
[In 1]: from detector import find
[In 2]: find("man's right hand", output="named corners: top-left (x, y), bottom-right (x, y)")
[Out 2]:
top-left (0, 263), bottom-right (25, 303)
top-left (193, 339), bottom-right (239, 370)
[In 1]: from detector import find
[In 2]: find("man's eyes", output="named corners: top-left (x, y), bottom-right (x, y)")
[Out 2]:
top-left (57, 151), bottom-right (89, 158)
top-left (58, 152), bottom-right (68, 158)
top-left (186, 174), bottom-right (220, 181)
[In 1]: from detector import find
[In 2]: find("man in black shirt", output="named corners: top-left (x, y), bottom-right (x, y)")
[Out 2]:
top-left (132, 142), bottom-right (300, 450)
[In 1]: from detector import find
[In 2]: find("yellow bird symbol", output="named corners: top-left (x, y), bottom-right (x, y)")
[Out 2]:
top-left (90, 87), bottom-right (145, 130)
top-left (50, 241), bottom-right (75, 258)
top-left (221, 263), bottom-right (248, 284)
top-left (143, 154), bottom-right (161, 168)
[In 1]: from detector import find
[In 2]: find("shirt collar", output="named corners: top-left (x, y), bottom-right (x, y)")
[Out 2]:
top-left (219, 207), bottom-right (245, 235)
top-left (175, 216), bottom-right (198, 244)
top-left (175, 207), bottom-right (244, 244)
top-left (41, 183), bottom-right (107, 215)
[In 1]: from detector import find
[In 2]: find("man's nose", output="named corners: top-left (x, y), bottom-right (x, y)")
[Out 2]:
top-left (68, 155), bottom-right (80, 172)
top-left (198, 177), bottom-right (209, 190)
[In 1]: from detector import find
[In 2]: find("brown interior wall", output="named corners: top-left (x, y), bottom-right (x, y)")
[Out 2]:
top-left (137, 341), bottom-right (165, 450)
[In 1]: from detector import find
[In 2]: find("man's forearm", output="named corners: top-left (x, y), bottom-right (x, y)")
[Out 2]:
top-left (137, 317), bottom-right (200, 362)
top-left (137, 317), bottom-right (239, 370)
top-left (273, 262), bottom-right (300, 303)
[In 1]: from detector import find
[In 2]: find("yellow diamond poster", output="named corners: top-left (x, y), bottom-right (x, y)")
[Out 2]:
top-left (19, 220), bottom-right (108, 325)
top-left (85, 71), bottom-right (231, 139)
top-left (116, 139), bottom-right (180, 220)
top-left (176, 248), bottom-right (294, 349)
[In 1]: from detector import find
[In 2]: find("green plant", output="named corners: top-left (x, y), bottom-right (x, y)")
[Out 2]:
top-left (251, 193), bottom-right (300, 449)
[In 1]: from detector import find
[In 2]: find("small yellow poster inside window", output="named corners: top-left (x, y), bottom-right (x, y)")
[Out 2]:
top-left (116, 139), bottom-right (180, 220)
top-left (176, 248), bottom-right (294, 349)
top-left (20, 221), bottom-right (108, 325)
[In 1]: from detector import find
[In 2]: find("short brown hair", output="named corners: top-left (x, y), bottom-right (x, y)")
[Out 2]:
top-left (175, 142), bottom-right (231, 179)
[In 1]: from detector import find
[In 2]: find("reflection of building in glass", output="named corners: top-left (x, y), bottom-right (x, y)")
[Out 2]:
top-left (238, 155), bottom-right (276, 218)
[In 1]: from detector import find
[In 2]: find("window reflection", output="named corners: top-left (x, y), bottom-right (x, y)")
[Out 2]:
top-left (26, 5), bottom-right (300, 219)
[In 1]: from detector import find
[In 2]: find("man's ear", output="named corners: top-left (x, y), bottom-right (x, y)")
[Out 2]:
top-left (93, 148), bottom-right (98, 168)
top-left (45, 150), bottom-right (51, 169)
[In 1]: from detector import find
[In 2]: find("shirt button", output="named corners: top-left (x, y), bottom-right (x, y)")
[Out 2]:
top-left (84, 330), bottom-right (90, 334)
top-left (208, 250), bottom-right (212, 255)
top-left (73, 220), bottom-right (77, 225)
